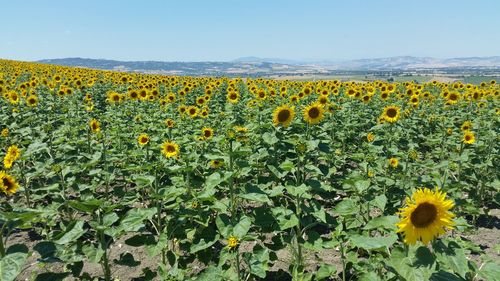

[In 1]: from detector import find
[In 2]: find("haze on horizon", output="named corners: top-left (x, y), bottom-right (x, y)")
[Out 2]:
top-left (1, 0), bottom-right (499, 62)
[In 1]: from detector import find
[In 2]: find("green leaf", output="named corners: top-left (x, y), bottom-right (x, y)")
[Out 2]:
top-left (354, 180), bottom-right (371, 193)
top-left (364, 216), bottom-right (398, 231)
top-left (54, 221), bottom-right (86, 245)
top-left (372, 194), bottom-right (387, 211)
top-left (216, 214), bottom-right (232, 238)
top-left (68, 199), bottom-right (102, 213)
top-left (334, 199), bottom-right (359, 216)
top-left (478, 261), bottom-right (500, 281)
top-left (190, 235), bottom-right (220, 253)
top-left (82, 244), bottom-right (104, 263)
top-left (262, 132), bottom-right (278, 145)
top-left (118, 208), bottom-right (156, 233)
top-left (0, 252), bottom-right (28, 281)
top-left (286, 184), bottom-right (310, 198)
top-left (245, 246), bottom-right (270, 278)
top-left (358, 271), bottom-right (382, 281)
top-left (279, 160), bottom-right (295, 172)
top-left (239, 185), bottom-right (270, 203)
top-left (233, 216), bottom-right (252, 237)
top-left (434, 241), bottom-right (468, 278)
top-left (429, 271), bottom-right (463, 281)
top-left (316, 264), bottom-right (336, 280)
top-left (350, 233), bottom-right (397, 250)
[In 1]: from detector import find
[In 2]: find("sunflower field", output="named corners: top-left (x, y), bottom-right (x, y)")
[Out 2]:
top-left (0, 59), bottom-right (499, 281)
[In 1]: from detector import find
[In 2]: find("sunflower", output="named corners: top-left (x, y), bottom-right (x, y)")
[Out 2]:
top-left (461, 121), bottom-right (472, 132)
top-left (165, 118), bottom-right (175, 128)
top-left (0, 171), bottom-right (19, 196)
top-left (273, 105), bottom-right (295, 127)
top-left (389, 157), bottom-right (399, 168)
top-left (227, 236), bottom-right (239, 250)
top-left (463, 131), bottom-right (475, 144)
top-left (8, 91), bottom-right (20, 104)
top-left (161, 140), bottom-right (180, 159)
top-left (396, 187), bottom-right (455, 245)
top-left (227, 91), bottom-right (239, 104)
top-left (7, 145), bottom-right (21, 161)
top-left (1, 128), bottom-right (8, 138)
top-left (202, 127), bottom-right (214, 139)
top-left (3, 156), bottom-right (13, 169)
top-left (382, 105), bottom-right (401, 123)
top-left (26, 95), bottom-right (38, 107)
top-left (187, 106), bottom-right (198, 118)
top-left (303, 103), bottom-right (324, 125)
top-left (89, 119), bottom-right (100, 133)
top-left (210, 159), bottom-right (224, 169)
top-left (366, 132), bottom-right (375, 142)
top-left (137, 134), bottom-right (149, 146)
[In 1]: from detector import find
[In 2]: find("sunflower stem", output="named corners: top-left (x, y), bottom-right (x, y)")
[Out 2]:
top-left (0, 225), bottom-right (6, 258)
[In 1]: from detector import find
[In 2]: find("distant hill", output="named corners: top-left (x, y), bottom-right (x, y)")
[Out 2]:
top-left (36, 56), bottom-right (500, 76)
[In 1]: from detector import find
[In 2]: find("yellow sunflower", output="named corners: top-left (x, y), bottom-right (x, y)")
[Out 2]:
top-left (227, 236), bottom-right (239, 250)
top-left (1, 128), bottom-right (8, 138)
top-left (161, 140), bottom-right (180, 159)
top-left (210, 159), bottom-right (224, 169)
top-left (463, 131), bottom-right (475, 144)
top-left (26, 95), bottom-right (38, 107)
top-left (389, 157), bottom-right (399, 168)
top-left (7, 145), bottom-right (21, 161)
top-left (0, 171), bottom-right (20, 196)
top-left (273, 105), bottom-right (295, 127)
top-left (89, 119), bottom-right (100, 133)
top-left (303, 103), bottom-right (324, 125)
top-left (367, 132), bottom-right (375, 142)
top-left (137, 134), bottom-right (149, 146)
top-left (461, 121), bottom-right (472, 132)
top-left (396, 187), bottom-right (455, 245)
top-left (165, 118), bottom-right (175, 128)
top-left (227, 91), bottom-right (239, 104)
top-left (382, 105), bottom-right (401, 123)
top-left (201, 127), bottom-right (214, 139)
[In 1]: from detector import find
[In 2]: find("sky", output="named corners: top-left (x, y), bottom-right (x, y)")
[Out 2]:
top-left (1, 0), bottom-right (499, 62)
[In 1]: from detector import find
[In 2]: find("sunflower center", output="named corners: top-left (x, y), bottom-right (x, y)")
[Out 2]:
top-left (3, 178), bottom-right (13, 190)
top-left (386, 108), bottom-right (397, 118)
top-left (410, 202), bottom-right (437, 228)
top-left (277, 109), bottom-right (291, 122)
top-left (465, 135), bottom-right (471, 141)
top-left (166, 145), bottom-right (175, 153)
top-left (308, 107), bottom-right (320, 119)
top-left (204, 130), bottom-right (212, 137)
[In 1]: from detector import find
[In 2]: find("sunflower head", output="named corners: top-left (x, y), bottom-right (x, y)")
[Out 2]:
top-left (382, 105), bottom-right (401, 123)
top-left (463, 131), bottom-right (475, 144)
top-left (389, 157), bottom-right (399, 168)
top-left (273, 105), bottom-right (295, 128)
top-left (210, 159), bottom-right (224, 169)
top-left (1, 128), bottom-right (8, 138)
top-left (367, 132), bottom-right (375, 142)
top-left (161, 140), bottom-right (180, 159)
top-left (137, 134), bottom-right (149, 146)
top-left (89, 119), bottom-right (100, 133)
top-left (303, 103), bottom-right (324, 125)
top-left (0, 171), bottom-right (19, 196)
top-left (396, 187), bottom-right (455, 245)
top-left (227, 236), bottom-right (239, 250)
top-left (202, 127), bottom-right (214, 139)
top-left (165, 118), bottom-right (175, 128)
top-left (26, 95), bottom-right (38, 107)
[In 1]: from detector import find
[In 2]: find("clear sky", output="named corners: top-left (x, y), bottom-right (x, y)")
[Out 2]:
top-left (1, 0), bottom-right (499, 62)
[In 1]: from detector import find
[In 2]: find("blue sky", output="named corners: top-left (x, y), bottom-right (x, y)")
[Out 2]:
top-left (1, 0), bottom-right (499, 61)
